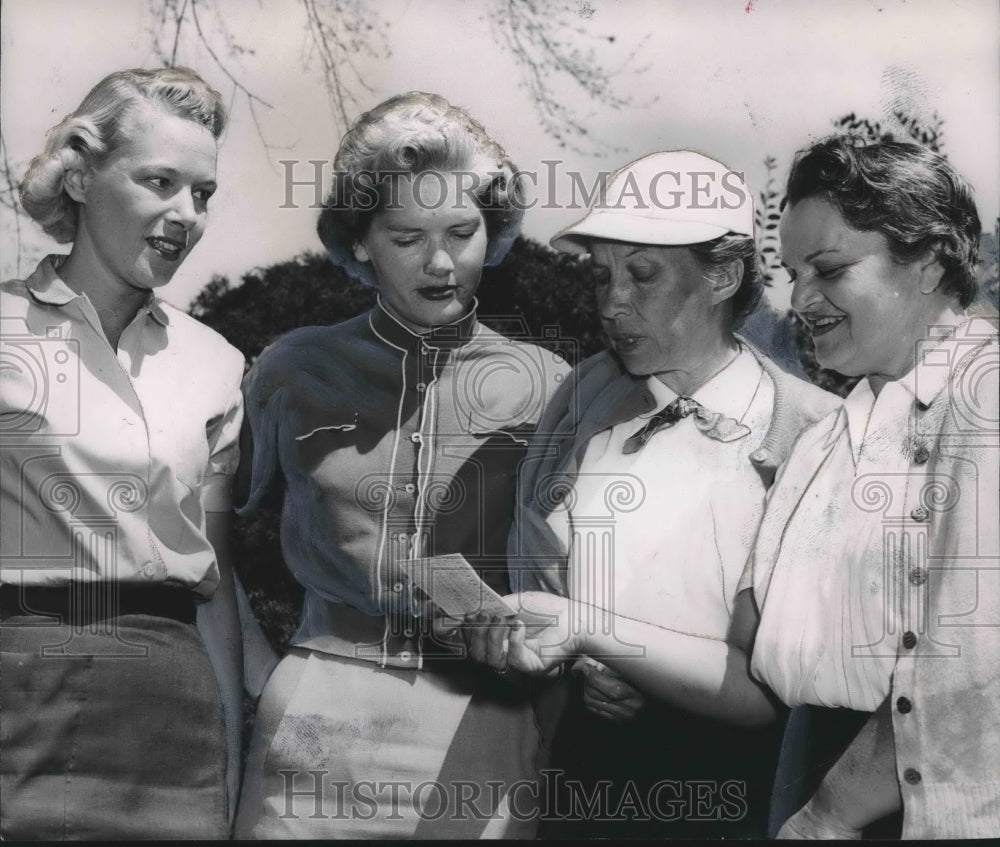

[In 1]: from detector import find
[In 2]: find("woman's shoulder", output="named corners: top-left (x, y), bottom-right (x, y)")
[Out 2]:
top-left (156, 301), bottom-right (245, 375)
top-left (244, 313), bottom-right (375, 398)
top-left (254, 313), bottom-right (370, 364)
top-left (469, 322), bottom-right (573, 402)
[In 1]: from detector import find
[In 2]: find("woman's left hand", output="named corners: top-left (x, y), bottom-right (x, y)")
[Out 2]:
top-left (460, 591), bottom-right (579, 675)
top-left (577, 659), bottom-right (646, 721)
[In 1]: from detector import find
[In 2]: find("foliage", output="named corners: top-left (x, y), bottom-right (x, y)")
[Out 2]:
top-left (487, 0), bottom-right (653, 154)
top-left (148, 0), bottom-right (647, 154)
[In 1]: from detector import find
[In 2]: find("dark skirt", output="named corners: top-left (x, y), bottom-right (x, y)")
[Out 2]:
top-left (769, 704), bottom-right (903, 839)
top-left (538, 676), bottom-right (785, 839)
top-left (1, 609), bottom-right (228, 840)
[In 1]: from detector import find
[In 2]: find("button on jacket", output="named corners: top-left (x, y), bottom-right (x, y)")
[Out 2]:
top-left (750, 314), bottom-right (1000, 839)
top-left (1, 257), bottom-right (245, 597)
top-left (239, 300), bottom-right (569, 659)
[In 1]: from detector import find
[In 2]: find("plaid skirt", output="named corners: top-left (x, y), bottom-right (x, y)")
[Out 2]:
top-left (1, 608), bottom-right (228, 840)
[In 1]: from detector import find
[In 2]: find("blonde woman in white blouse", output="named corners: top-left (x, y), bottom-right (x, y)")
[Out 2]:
top-left (1, 67), bottom-right (246, 838)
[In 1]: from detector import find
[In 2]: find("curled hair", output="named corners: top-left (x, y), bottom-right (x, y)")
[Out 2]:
top-left (689, 233), bottom-right (762, 326)
top-left (19, 66), bottom-right (226, 243)
top-left (317, 91), bottom-right (524, 287)
top-left (783, 134), bottom-right (981, 306)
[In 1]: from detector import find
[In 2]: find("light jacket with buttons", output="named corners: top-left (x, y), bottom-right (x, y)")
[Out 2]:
top-left (752, 314), bottom-right (1000, 839)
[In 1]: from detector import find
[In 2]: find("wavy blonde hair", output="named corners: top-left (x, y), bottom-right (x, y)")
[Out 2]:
top-left (318, 92), bottom-right (524, 286)
top-left (19, 66), bottom-right (226, 243)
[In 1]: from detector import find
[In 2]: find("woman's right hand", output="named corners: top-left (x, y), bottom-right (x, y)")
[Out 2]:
top-left (461, 591), bottom-right (579, 675)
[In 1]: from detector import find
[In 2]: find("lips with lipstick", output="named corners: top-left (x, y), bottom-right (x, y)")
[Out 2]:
top-left (146, 235), bottom-right (187, 261)
top-left (416, 283), bottom-right (460, 301)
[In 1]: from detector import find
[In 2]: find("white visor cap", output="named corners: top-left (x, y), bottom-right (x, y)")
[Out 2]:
top-left (550, 150), bottom-right (754, 254)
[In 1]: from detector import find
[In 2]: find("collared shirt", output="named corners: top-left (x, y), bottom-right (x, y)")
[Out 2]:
top-left (240, 300), bottom-right (569, 664)
top-left (748, 314), bottom-right (1000, 838)
top-left (508, 341), bottom-right (840, 597)
top-left (546, 346), bottom-right (774, 638)
top-left (0, 257), bottom-right (245, 598)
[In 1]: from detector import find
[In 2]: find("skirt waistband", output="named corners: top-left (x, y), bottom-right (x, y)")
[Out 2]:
top-left (0, 584), bottom-right (197, 624)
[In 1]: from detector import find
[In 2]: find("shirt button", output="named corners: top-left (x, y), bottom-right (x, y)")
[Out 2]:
top-left (896, 696), bottom-right (912, 714)
top-left (910, 506), bottom-right (929, 522)
top-left (415, 382), bottom-right (426, 392)
top-left (913, 444), bottom-right (930, 464)
top-left (902, 631), bottom-right (917, 649)
top-left (141, 562), bottom-right (156, 578)
top-left (398, 650), bottom-right (413, 662)
top-left (903, 768), bottom-right (922, 785)
top-left (750, 449), bottom-right (767, 464)
top-left (909, 568), bottom-right (927, 586)
top-left (403, 628), bottom-right (415, 638)
top-left (392, 581), bottom-right (404, 593)
top-left (410, 432), bottom-right (422, 444)
top-left (404, 483), bottom-right (416, 494)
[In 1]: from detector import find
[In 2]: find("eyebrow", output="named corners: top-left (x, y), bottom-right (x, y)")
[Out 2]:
top-left (804, 247), bottom-right (841, 262)
top-left (384, 217), bottom-right (482, 232)
top-left (140, 164), bottom-right (216, 186)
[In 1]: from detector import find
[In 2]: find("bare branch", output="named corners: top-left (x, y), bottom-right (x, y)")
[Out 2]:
top-left (0, 129), bottom-right (23, 275)
top-left (298, 0), bottom-right (390, 133)
top-left (487, 0), bottom-right (650, 155)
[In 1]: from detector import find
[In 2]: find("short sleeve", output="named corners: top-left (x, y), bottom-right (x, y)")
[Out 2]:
top-left (202, 384), bottom-right (245, 513)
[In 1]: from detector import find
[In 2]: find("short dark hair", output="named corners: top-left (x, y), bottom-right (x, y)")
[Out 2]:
top-left (783, 134), bottom-right (981, 307)
top-left (689, 233), bottom-right (762, 326)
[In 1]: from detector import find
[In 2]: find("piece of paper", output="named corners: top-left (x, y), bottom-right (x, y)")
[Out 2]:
top-left (398, 554), bottom-right (517, 618)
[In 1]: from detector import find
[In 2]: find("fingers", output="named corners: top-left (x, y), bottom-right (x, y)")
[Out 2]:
top-left (580, 663), bottom-right (645, 722)
top-left (463, 613), bottom-right (511, 671)
top-left (463, 612), bottom-right (490, 665)
top-left (581, 663), bottom-right (642, 702)
top-left (430, 614), bottom-right (464, 640)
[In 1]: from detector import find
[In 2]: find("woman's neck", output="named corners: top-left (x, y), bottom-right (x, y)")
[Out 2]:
top-left (869, 299), bottom-right (967, 396)
top-left (60, 247), bottom-right (149, 350)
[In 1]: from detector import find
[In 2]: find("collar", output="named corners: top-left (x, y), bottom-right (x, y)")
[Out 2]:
top-left (897, 310), bottom-right (993, 409)
top-left (25, 255), bottom-right (170, 327)
top-left (369, 295), bottom-right (479, 352)
top-left (843, 378), bottom-right (877, 464)
top-left (643, 344), bottom-right (762, 422)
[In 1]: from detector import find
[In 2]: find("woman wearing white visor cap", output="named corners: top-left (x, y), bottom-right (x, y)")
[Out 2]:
top-left (499, 150), bottom-right (839, 839)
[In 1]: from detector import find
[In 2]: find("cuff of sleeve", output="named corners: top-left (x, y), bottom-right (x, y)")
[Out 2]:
top-left (202, 473), bottom-right (235, 513)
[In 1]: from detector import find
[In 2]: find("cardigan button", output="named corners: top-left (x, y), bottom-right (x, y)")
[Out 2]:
top-left (903, 768), bottom-right (922, 785)
top-left (415, 383), bottom-right (426, 392)
top-left (910, 506), bottom-right (929, 522)
top-left (902, 631), bottom-right (917, 649)
top-left (909, 568), bottom-right (927, 587)
top-left (913, 444), bottom-right (930, 464)
top-left (896, 696), bottom-right (912, 714)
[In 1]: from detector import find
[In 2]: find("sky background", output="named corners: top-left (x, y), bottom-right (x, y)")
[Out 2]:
top-left (2, 0), bottom-right (998, 313)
